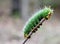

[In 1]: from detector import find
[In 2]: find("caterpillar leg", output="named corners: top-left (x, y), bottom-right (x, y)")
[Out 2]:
top-left (32, 22), bottom-right (42, 33)
top-left (32, 29), bottom-right (38, 33)
top-left (27, 36), bottom-right (31, 39)
top-left (40, 23), bottom-right (42, 25)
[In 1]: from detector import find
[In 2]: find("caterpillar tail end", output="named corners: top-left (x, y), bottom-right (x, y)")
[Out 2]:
top-left (24, 34), bottom-right (28, 38)
top-left (24, 34), bottom-right (31, 39)
top-left (24, 34), bottom-right (29, 38)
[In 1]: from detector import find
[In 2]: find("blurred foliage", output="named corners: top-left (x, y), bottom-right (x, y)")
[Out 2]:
top-left (43, 0), bottom-right (60, 8)
top-left (11, 9), bottom-right (21, 18)
top-left (38, 0), bottom-right (60, 8)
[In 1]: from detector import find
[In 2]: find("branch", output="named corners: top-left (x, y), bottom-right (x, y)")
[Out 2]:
top-left (23, 18), bottom-right (46, 44)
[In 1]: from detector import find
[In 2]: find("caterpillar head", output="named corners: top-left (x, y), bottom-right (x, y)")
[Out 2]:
top-left (43, 6), bottom-right (53, 20)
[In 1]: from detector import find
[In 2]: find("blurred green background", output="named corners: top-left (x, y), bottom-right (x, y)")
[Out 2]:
top-left (0, 0), bottom-right (60, 44)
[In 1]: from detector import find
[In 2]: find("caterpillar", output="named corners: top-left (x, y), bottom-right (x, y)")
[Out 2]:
top-left (23, 7), bottom-right (53, 38)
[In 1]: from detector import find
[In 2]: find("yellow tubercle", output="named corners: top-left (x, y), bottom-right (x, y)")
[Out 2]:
top-left (46, 12), bottom-right (52, 19)
top-left (24, 34), bottom-right (28, 38)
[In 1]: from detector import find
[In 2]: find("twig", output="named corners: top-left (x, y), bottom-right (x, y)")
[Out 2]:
top-left (23, 18), bottom-right (46, 44)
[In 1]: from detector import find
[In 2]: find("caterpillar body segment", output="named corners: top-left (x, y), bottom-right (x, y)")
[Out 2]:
top-left (23, 7), bottom-right (53, 38)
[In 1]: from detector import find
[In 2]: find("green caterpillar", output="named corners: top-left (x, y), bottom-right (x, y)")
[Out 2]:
top-left (23, 7), bottom-right (53, 38)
